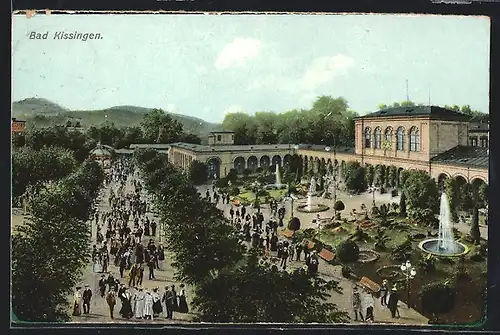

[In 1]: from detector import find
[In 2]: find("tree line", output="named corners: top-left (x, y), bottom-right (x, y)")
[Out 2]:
top-left (12, 159), bottom-right (104, 321)
top-left (134, 148), bottom-right (350, 323)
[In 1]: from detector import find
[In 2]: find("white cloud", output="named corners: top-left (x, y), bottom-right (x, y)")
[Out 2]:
top-left (248, 54), bottom-right (356, 94)
top-left (301, 54), bottom-right (355, 91)
top-left (215, 38), bottom-right (262, 70)
top-left (195, 65), bottom-right (208, 75)
top-left (224, 104), bottom-right (244, 114)
top-left (165, 104), bottom-right (177, 113)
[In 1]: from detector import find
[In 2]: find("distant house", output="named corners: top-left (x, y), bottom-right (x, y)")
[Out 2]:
top-left (12, 118), bottom-right (26, 133)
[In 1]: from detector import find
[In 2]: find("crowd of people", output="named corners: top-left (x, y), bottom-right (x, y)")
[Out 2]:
top-left (72, 158), bottom-right (189, 321)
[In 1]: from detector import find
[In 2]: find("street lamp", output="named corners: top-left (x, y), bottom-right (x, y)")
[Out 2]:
top-left (368, 185), bottom-right (378, 208)
top-left (400, 260), bottom-right (417, 309)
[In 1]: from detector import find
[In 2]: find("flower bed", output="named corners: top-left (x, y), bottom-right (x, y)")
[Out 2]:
top-left (376, 265), bottom-right (402, 280)
top-left (359, 220), bottom-right (376, 228)
top-left (357, 249), bottom-right (380, 263)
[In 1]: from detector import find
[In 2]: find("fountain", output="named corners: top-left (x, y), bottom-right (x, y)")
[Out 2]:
top-left (297, 177), bottom-right (329, 213)
top-left (418, 193), bottom-right (469, 257)
top-left (264, 165), bottom-right (288, 190)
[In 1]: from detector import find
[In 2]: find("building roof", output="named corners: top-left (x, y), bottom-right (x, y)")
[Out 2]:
top-left (296, 144), bottom-right (355, 154)
top-left (129, 144), bottom-right (171, 149)
top-left (357, 106), bottom-right (471, 122)
top-left (12, 118), bottom-right (26, 123)
top-left (169, 142), bottom-right (294, 153)
top-left (468, 122), bottom-right (489, 133)
top-left (431, 145), bottom-right (489, 168)
top-left (209, 131), bottom-right (235, 134)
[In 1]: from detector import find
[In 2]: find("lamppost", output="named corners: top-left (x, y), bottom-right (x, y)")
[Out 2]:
top-left (400, 260), bottom-right (417, 309)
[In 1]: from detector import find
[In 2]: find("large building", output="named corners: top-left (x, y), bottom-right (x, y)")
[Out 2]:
top-left (165, 106), bottom-right (488, 186)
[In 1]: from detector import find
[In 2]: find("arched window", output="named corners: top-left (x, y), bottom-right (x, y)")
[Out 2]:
top-left (374, 127), bottom-right (382, 149)
top-left (384, 127), bottom-right (393, 149)
top-left (480, 136), bottom-right (488, 148)
top-left (364, 127), bottom-right (371, 148)
top-left (409, 126), bottom-right (420, 152)
top-left (396, 127), bottom-right (405, 151)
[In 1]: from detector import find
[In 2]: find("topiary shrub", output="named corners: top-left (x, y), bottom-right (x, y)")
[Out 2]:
top-left (336, 239), bottom-right (360, 263)
top-left (288, 217), bottom-right (301, 232)
top-left (229, 186), bottom-right (240, 196)
top-left (341, 265), bottom-right (354, 279)
top-left (420, 280), bottom-right (456, 317)
top-left (334, 200), bottom-right (345, 212)
top-left (371, 206), bottom-right (379, 216)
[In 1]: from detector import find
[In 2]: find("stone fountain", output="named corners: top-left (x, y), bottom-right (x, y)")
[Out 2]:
top-left (264, 165), bottom-right (288, 190)
top-left (418, 193), bottom-right (469, 257)
top-left (297, 177), bottom-right (329, 213)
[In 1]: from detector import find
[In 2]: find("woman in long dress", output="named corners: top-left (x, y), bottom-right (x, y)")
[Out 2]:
top-left (134, 288), bottom-right (145, 319)
top-left (177, 284), bottom-right (189, 314)
top-left (151, 288), bottom-right (163, 317)
top-left (143, 290), bottom-right (154, 320)
top-left (72, 287), bottom-right (82, 316)
top-left (119, 288), bottom-right (133, 319)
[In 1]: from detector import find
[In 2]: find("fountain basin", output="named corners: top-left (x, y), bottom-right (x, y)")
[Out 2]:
top-left (296, 204), bottom-right (330, 213)
top-left (418, 238), bottom-right (470, 257)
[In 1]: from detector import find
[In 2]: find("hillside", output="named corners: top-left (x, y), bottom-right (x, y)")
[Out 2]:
top-left (12, 98), bottom-right (222, 137)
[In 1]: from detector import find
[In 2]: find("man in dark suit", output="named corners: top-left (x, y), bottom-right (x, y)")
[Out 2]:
top-left (162, 285), bottom-right (177, 319)
top-left (82, 285), bottom-right (92, 314)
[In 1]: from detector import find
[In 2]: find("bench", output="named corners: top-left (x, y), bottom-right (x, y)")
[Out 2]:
top-left (359, 276), bottom-right (381, 293)
top-left (318, 248), bottom-right (335, 262)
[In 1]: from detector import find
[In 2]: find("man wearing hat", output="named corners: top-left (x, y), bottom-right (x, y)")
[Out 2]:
top-left (82, 284), bottom-right (93, 314)
top-left (352, 286), bottom-right (364, 321)
top-left (380, 279), bottom-right (389, 306)
top-left (387, 285), bottom-right (400, 318)
top-left (162, 285), bottom-right (177, 319)
top-left (98, 275), bottom-right (107, 298)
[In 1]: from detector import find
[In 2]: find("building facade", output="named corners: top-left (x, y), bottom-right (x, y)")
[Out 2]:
top-left (12, 118), bottom-right (26, 133)
top-left (161, 106), bottom-right (488, 185)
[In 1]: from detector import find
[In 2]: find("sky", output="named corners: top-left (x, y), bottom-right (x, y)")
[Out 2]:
top-left (12, 14), bottom-right (490, 123)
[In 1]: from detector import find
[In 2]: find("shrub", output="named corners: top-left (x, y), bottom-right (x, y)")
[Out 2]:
top-left (288, 217), bottom-right (301, 232)
top-left (420, 281), bottom-right (456, 316)
top-left (336, 239), bottom-right (360, 263)
top-left (390, 238), bottom-right (413, 262)
top-left (371, 206), bottom-right (379, 216)
top-left (334, 200), bottom-right (345, 211)
top-left (341, 265), bottom-right (353, 279)
top-left (229, 186), bottom-right (240, 196)
top-left (417, 256), bottom-right (436, 273)
top-left (256, 189), bottom-right (270, 197)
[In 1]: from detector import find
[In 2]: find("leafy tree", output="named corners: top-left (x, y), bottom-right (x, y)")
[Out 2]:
top-left (140, 108), bottom-right (184, 144)
top-left (336, 239), bottom-right (360, 262)
top-left (445, 177), bottom-right (461, 223)
top-left (226, 168), bottom-right (238, 184)
top-left (374, 165), bottom-right (386, 187)
top-left (388, 166), bottom-right (397, 188)
top-left (188, 160), bottom-right (208, 185)
top-left (343, 161), bottom-right (366, 193)
top-left (374, 228), bottom-right (389, 250)
top-left (403, 170), bottom-right (439, 212)
top-left (12, 161), bottom-right (103, 321)
top-left (364, 164), bottom-right (374, 187)
top-left (420, 281), bottom-right (456, 321)
top-left (12, 147), bottom-right (78, 199)
top-left (191, 250), bottom-right (349, 323)
top-left (479, 183), bottom-right (488, 207)
top-left (470, 206), bottom-right (481, 244)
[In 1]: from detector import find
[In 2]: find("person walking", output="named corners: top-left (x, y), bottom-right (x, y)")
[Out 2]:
top-left (106, 288), bottom-right (117, 319)
top-left (143, 289), bottom-right (154, 320)
top-left (352, 286), bottom-right (364, 321)
top-left (380, 279), bottom-right (389, 306)
top-left (162, 285), bottom-right (177, 319)
top-left (72, 287), bottom-right (82, 317)
top-left (82, 285), bottom-right (92, 314)
top-left (364, 290), bottom-right (375, 322)
top-left (177, 284), bottom-right (189, 314)
top-left (152, 287), bottom-right (163, 318)
top-left (99, 275), bottom-right (107, 298)
top-left (387, 286), bottom-right (400, 318)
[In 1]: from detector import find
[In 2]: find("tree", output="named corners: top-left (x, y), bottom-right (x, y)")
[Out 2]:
top-left (188, 160), bottom-right (208, 186)
top-left (226, 168), bottom-right (238, 184)
top-left (337, 239), bottom-right (360, 262)
top-left (334, 200), bottom-right (345, 219)
top-left (374, 228), bottom-right (389, 250)
top-left (140, 109), bottom-right (184, 144)
top-left (445, 177), bottom-right (461, 223)
top-left (343, 161), bottom-right (366, 193)
top-left (388, 165), bottom-right (397, 188)
top-left (374, 165), bottom-right (386, 187)
top-left (479, 183), bottom-right (488, 207)
top-left (191, 250), bottom-right (349, 323)
top-left (398, 170), bottom-right (410, 188)
top-left (403, 170), bottom-right (439, 213)
top-left (12, 161), bottom-right (103, 321)
top-left (179, 132), bottom-right (202, 145)
top-left (364, 164), bottom-right (374, 187)
top-left (470, 206), bottom-right (481, 244)
top-left (399, 191), bottom-right (407, 217)
top-left (420, 281), bottom-right (456, 321)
